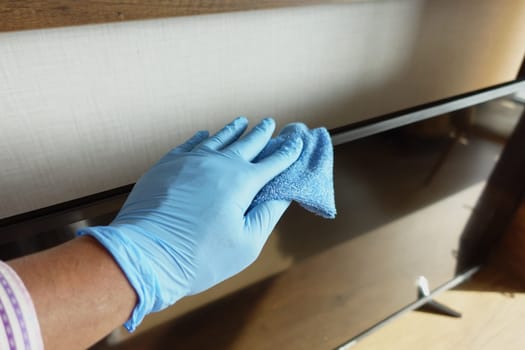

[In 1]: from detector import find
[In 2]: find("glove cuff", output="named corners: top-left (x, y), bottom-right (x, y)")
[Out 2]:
top-left (77, 225), bottom-right (159, 331)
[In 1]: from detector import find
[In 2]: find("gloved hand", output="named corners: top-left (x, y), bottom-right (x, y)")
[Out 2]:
top-left (77, 117), bottom-right (303, 331)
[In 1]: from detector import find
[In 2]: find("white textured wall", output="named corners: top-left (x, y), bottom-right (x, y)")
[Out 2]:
top-left (1, 0), bottom-right (525, 219)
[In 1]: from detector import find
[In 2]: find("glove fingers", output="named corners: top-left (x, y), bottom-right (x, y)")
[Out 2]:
top-left (172, 130), bottom-right (210, 154)
top-left (254, 136), bottom-right (303, 186)
top-left (245, 200), bottom-right (291, 242)
top-left (224, 118), bottom-right (275, 161)
top-left (198, 117), bottom-right (248, 151)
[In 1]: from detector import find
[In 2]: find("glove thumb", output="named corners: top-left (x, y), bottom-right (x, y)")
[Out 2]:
top-left (245, 200), bottom-right (291, 244)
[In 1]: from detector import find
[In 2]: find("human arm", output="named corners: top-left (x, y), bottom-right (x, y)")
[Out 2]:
top-left (7, 236), bottom-right (136, 350)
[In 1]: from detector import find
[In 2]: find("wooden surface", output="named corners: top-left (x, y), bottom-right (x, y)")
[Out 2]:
top-left (0, 0), bottom-right (355, 32)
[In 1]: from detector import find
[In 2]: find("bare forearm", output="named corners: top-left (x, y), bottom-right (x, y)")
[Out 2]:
top-left (8, 236), bottom-right (137, 350)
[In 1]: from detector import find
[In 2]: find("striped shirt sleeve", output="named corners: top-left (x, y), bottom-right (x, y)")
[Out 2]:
top-left (0, 261), bottom-right (44, 350)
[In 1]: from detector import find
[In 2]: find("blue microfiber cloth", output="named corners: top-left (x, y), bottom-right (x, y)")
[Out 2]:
top-left (252, 123), bottom-right (336, 219)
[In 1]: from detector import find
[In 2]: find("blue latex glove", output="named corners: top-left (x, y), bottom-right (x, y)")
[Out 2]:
top-left (77, 117), bottom-right (303, 331)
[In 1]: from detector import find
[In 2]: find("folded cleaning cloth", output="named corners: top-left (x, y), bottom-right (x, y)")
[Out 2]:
top-left (252, 123), bottom-right (336, 219)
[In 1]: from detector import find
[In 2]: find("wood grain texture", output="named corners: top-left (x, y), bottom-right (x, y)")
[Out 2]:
top-left (0, 0), bottom-right (356, 32)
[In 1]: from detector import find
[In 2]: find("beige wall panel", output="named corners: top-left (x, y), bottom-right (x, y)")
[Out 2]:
top-left (1, 0), bottom-right (525, 218)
